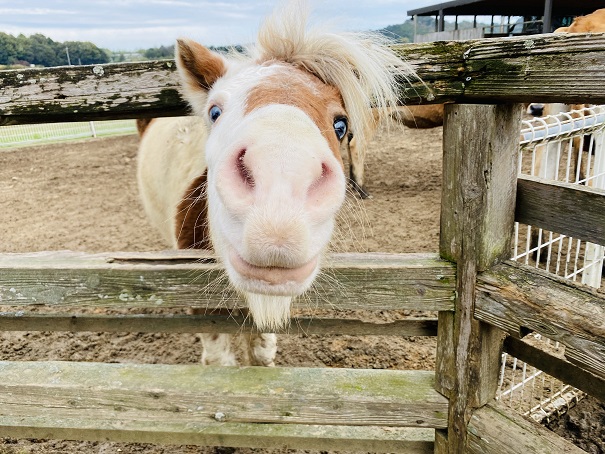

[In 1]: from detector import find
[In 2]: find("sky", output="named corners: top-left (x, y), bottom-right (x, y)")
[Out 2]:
top-left (0, 0), bottom-right (439, 51)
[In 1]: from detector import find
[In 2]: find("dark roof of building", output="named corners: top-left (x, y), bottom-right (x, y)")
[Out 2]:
top-left (408, 0), bottom-right (604, 17)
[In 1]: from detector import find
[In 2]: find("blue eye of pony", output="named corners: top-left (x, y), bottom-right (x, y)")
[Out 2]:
top-left (333, 118), bottom-right (348, 141)
top-left (209, 105), bottom-right (222, 123)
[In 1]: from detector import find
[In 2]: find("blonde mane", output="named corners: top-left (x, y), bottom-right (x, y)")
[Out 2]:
top-left (245, 0), bottom-right (415, 147)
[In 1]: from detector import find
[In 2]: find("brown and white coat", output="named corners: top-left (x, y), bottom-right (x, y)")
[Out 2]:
top-left (137, 0), bottom-right (414, 365)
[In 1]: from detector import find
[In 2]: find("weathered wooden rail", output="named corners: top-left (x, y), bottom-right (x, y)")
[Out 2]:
top-left (2, 33), bottom-right (605, 125)
top-left (0, 251), bottom-right (452, 335)
top-left (1, 33), bottom-right (604, 453)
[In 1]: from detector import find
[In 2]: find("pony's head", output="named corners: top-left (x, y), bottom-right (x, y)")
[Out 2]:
top-left (175, 1), bottom-right (412, 329)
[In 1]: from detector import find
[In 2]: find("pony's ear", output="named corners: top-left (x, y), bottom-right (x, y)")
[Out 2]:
top-left (176, 39), bottom-right (227, 96)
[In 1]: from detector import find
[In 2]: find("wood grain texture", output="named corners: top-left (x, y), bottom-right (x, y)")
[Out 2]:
top-left (503, 336), bottom-right (605, 401)
top-left (0, 312), bottom-right (438, 336)
top-left (434, 429), bottom-right (448, 453)
top-left (476, 260), bottom-right (605, 379)
top-left (440, 104), bottom-right (521, 270)
top-left (0, 251), bottom-right (456, 312)
top-left (466, 401), bottom-right (585, 454)
top-left (437, 103), bottom-right (520, 453)
top-left (516, 175), bottom-right (605, 246)
top-left (395, 33), bottom-right (605, 104)
top-left (434, 311), bottom-right (455, 398)
top-left (2, 33), bottom-right (605, 124)
top-left (0, 60), bottom-right (186, 125)
top-left (564, 347), bottom-right (605, 381)
top-left (0, 361), bottom-right (448, 429)
top-left (0, 418), bottom-right (434, 453)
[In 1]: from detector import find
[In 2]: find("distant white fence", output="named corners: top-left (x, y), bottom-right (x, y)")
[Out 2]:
top-left (414, 20), bottom-right (543, 43)
top-left (415, 28), bottom-right (484, 43)
top-left (497, 105), bottom-right (605, 423)
top-left (0, 120), bottom-right (137, 149)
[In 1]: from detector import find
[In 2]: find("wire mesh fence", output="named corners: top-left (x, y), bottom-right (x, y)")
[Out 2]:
top-left (497, 104), bottom-right (605, 422)
top-left (515, 105), bottom-right (605, 287)
top-left (0, 120), bottom-right (137, 149)
top-left (498, 334), bottom-right (587, 423)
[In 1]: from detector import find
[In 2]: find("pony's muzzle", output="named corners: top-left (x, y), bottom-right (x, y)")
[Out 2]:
top-left (229, 249), bottom-right (318, 286)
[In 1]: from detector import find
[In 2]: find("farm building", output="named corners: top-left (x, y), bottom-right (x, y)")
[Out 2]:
top-left (409, 0), bottom-right (604, 42)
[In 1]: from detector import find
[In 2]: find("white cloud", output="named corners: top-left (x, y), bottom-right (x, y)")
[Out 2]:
top-left (0, 0), bottom-right (437, 50)
top-left (0, 8), bottom-right (76, 15)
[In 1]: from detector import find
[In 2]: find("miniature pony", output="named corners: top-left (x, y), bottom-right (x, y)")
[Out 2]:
top-left (137, 0), bottom-right (413, 365)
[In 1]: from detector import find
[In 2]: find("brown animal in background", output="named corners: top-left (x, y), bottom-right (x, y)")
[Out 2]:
top-left (535, 7), bottom-right (605, 183)
top-left (530, 9), bottom-right (605, 264)
top-left (555, 8), bottom-right (605, 33)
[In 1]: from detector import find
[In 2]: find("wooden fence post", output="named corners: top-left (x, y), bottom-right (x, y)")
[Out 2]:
top-left (435, 103), bottom-right (523, 453)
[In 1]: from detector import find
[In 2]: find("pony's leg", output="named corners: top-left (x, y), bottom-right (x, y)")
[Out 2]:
top-left (570, 106), bottom-right (587, 184)
top-left (200, 333), bottom-right (237, 366)
top-left (244, 333), bottom-right (277, 367)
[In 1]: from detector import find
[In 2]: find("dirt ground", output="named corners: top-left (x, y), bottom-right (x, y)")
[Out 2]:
top-left (547, 397), bottom-right (605, 454)
top-left (0, 122), bottom-right (600, 453)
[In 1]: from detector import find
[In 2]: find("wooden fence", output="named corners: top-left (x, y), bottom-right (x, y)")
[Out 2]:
top-left (1, 32), bottom-right (604, 453)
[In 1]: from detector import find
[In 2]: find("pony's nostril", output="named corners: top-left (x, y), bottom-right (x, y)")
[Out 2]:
top-left (320, 162), bottom-right (331, 179)
top-left (236, 149), bottom-right (255, 188)
top-left (310, 162), bottom-right (332, 191)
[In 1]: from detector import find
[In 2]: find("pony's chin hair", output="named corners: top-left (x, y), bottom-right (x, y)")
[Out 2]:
top-left (245, 292), bottom-right (292, 331)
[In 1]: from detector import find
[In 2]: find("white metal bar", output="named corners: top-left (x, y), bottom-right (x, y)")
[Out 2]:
top-left (504, 104), bottom-right (605, 424)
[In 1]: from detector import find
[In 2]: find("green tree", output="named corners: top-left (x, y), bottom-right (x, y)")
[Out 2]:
top-left (143, 44), bottom-right (174, 60)
top-left (0, 32), bottom-right (110, 67)
top-left (380, 17), bottom-right (436, 42)
top-left (27, 34), bottom-right (61, 66)
top-left (64, 41), bottom-right (110, 65)
top-left (15, 34), bottom-right (34, 64)
top-left (0, 32), bottom-right (19, 64)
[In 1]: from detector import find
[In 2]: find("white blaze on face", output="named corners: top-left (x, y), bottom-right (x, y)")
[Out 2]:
top-left (204, 65), bottom-right (347, 304)
top-left (175, 40), bottom-right (351, 329)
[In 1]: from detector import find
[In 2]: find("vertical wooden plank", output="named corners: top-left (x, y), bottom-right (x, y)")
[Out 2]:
top-left (440, 104), bottom-right (520, 270)
top-left (436, 103), bottom-right (522, 453)
top-left (434, 311), bottom-right (455, 398)
top-left (434, 429), bottom-right (448, 454)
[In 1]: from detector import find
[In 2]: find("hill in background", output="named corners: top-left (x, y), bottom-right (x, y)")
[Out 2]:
top-left (0, 16), bottom-right (489, 67)
top-left (127, 16), bottom-right (488, 62)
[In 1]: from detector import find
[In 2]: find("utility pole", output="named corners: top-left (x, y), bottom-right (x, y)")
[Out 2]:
top-left (438, 8), bottom-right (445, 32)
top-left (413, 15), bottom-right (418, 42)
top-left (543, 0), bottom-right (553, 32)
